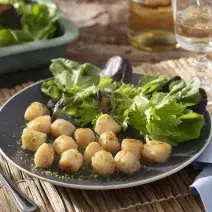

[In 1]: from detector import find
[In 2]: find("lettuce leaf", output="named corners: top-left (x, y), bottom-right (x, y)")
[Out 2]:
top-left (151, 78), bottom-right (202, 109)
top-left (110, 83), bottom-right (142, 125)
top-left (141, 77), bottom-right (167, 96)
top-left (127, 91), bottom-right (204, 146)
top-left (138, 74), bottom-right (167, 96)
top-left (0, 28), bottom-right (33, 46)
top-left (174, 113), bottom-right (204, 142)
top-left (0, 1), bottom-right (58, 47)
top-left (41, 79), bottom-right (62, 100)
top-left (77, 98), bottom-right (101, 126)
top-left (62, 95), bottom-right (101, 127)
top-left (169, 78), bottom-right (201, 106)
top-left (50, 58), bottom-right (100, 93)
top-left (20, 3), bottom-right (58, 40)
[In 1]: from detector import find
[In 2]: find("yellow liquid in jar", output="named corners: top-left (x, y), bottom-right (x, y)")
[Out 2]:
top-left (127, 1), bottom-right (178, 51)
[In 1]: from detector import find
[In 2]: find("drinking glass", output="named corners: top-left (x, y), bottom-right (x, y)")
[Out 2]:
top-left (172, 0), bottom-right (212, 90)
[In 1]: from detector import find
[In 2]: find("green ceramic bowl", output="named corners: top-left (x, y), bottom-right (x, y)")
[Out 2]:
top-left (0, 14), bottom-right (79, 75)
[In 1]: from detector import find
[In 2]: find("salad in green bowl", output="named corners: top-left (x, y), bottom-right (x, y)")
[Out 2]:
top-left (0, 0), bottom-right (59, 47)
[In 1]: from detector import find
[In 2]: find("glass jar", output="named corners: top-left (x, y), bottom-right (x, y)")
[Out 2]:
top-left (127, 0), bottom-right (178, 51)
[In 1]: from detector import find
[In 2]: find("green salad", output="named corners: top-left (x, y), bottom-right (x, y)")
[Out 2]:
top-left (0, 0), bottom-right (59, 47)
top-left (41, 57), bottom-right (206, 146)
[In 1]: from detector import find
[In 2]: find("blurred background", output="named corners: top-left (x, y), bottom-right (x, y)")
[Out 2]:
top-left (1, 0), bottom-right (211, 86)
top-left (55, 0), bottom-right (196, 64)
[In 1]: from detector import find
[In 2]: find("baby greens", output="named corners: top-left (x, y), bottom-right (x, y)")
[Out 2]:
top-left (42, 58), bottom-right (206, 146)
top-left (49, 58), bottom-right (101, 93)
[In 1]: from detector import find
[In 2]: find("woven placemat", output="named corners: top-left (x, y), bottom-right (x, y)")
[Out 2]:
top-left (0, 58), bottom-right (209, 212)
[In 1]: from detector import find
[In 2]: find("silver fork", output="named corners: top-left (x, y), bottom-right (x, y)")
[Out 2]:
top-left (0, 170), bottom-right (38, 212)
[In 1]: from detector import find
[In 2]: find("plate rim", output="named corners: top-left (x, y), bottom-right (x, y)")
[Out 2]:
top-left (0, 80), bottom-right (211, 190)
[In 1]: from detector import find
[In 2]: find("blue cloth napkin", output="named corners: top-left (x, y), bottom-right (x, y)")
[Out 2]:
top-left (190, 140), bottom-right (212, 212)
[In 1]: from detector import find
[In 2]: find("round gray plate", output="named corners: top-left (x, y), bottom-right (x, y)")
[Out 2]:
top-left (0, 76), bottom-right (211, 190)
